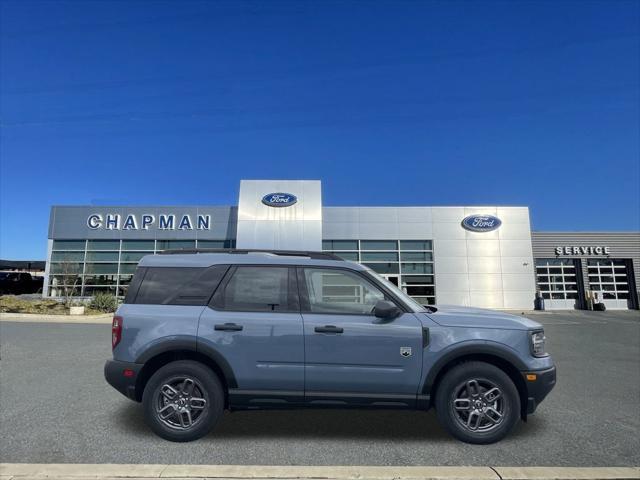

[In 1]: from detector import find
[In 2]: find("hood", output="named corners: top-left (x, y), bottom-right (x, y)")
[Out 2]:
top-left (425, 305), bottom-right (542, 331)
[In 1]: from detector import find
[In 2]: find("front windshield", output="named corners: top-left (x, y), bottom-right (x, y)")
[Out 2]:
top-left (363, 268), bottom-right (427, 313)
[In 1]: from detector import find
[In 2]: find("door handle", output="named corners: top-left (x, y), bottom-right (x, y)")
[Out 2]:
top-left (314, 325), bottom-right (344, 334)
top-left (214, 323), bottom-right (243, 331)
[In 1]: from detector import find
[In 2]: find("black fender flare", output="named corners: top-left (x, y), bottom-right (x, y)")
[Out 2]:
top-left (135, 336), bottom-right (237, 388)
top-left (421, 341), bottom-right (528, 394)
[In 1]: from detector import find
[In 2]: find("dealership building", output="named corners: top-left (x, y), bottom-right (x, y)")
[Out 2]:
top-left (44, 180), bottom-right (640, 311)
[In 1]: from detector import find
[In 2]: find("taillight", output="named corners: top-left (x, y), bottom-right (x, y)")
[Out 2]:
top-left (112, 315), bottom-right (123, 350)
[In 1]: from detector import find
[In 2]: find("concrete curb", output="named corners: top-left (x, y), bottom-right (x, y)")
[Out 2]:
top-left (0, 313), bottom-right (113, 324)
top-left (0, 464), bottom-right (638, 480)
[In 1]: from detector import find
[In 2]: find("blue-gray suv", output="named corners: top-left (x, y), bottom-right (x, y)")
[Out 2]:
top-left (105, 250), bottom-right (556, 444)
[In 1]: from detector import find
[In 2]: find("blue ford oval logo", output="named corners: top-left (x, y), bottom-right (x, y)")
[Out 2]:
top-left (461, 214), bottom-right (502, 232)
top-left (261, 192), bottom-right (298, 207)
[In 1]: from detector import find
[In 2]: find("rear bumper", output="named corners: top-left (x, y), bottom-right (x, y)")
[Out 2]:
top-left (522, 365), bottom-right (556, 414)
top-left (104, 360), bottom-right (143, 401)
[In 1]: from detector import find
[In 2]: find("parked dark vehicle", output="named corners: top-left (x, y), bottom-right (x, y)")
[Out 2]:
top-left (105, 250), bottom-right (556, 444)
top-left (0, 272), bottom-right (43, 295)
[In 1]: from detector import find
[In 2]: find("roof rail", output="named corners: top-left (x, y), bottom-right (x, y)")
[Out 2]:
top-left (156, 248), bottom-right (344, 261)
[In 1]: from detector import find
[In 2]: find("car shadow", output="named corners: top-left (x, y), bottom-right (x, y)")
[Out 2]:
top-left (114, 403), bottom-right (545, 441)
top-left (114, 402), bottom-right (452, 440)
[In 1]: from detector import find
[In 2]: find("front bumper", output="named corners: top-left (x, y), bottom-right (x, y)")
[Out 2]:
top-left (104, 360), bottom-right (143, 401)
top-left (522, 365), bottom-right (556, 414)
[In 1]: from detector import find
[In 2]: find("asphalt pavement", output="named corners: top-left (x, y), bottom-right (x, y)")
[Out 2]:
top-left (1, 310), bottom-right (638, 466)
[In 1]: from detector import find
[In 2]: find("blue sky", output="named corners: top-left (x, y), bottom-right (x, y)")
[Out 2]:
top-left (1, 0), bottom-right (638, 260)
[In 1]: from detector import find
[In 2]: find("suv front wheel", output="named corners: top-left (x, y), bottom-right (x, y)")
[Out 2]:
top-left (142, 360), bottom-right (224, 442)
top-left (435, 361), bottom-right (520, 444)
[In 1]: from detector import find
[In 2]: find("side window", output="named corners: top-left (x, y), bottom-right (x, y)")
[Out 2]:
top-left (303, 268), bottom-right (385, 315)
top-left (132, 266), bottom-right (227, 305)
top-left (218, 266), bottom-right (294, 312)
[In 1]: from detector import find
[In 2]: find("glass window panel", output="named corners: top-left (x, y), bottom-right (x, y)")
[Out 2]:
top-left (401, 251), bottom-right (433, 261)
top-left (538, 284), bottom-right (550, 291)
top-left (405, 285), bottom-right (435, 296)
top-left (588, 276), bottom-right (600, 283)
top-left (50, 263), bottom-right (83, 274)
top-left (84, 286), bottom-right (117, 297)
top-left (221, 267), bottom-right (291, 312)
top-left (121, 240), bottom-right (155, 250)
top-left (83, 275), bottom-right (118, 286)
top-left (402, 275), bottom-right (434, 285)
top-left (360, 240), bottom-right (397, 251)
top-left (603, 292), bottom-right (616, 299)
top-left (566, 292), bottom-right (579, 299)
top-left (551, 293), bottom-right (565, 299)
top-left (611, 260), bottom-right (626, 266)
top-left (411, 296), bottom-right (436, 305)
top-left (52, 240), bottom-right (85, 251)
top-left (599, 275), bottom-right (614, 283)
top-left (85, 263), bottom-right (119, 274)
top-left (548, 268), bottom-right (562, 274)
top-left (196, 239), bottom-right (235, 249)
top-left (401, 263), bottom-right (434, 274)
top-left (156, 240), bottom-right (196, 250)
top-left (135, 267), bottom-right (203, 305)
top-left (362, 263), bottom-right (399, 274)
top-left (601, 284), bottom-right (616, 292)
top-left (332, 252), bottom-right (359, 261)
top-left (86, 240), bottom-right (120, 251)
top-left (120, 251), bottom-right (149, 263)
top-left (400, 240), bottom-right (432, 251)
top-left (86, 251), bottom-right (119, 262)
top-left (589, 283), bottom-right (600, 290)
top-left (552, 275), bottom-right (564, 283)
top-left (537, 276), bottom-right (549, 283)
top-left (303, 268), bottom-right (385, 315)
top-left (49, 275), bottom-right (82, 287)
top-left (541, 292), bottom-right (551, 299)
top-left (614, 275), bottom-right (628, 282)
top-left (51, 251), bottom-right (85, 262)
top-left (118, 275), bottom-right (133, 285)
top-left (618, 292), bottom-right (629, 299)
top-left (119, 263), bottom-right (138, 274)
top-left (360, 252), bottom-right (399, 262)
top-left (323, 240), bottom-right (359, 250)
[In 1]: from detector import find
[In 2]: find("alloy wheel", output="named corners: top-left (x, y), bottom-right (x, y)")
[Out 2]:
top-left (154, 376), bottom-right (208, 430)
top-left (450, 378), bottom-right (505, 432)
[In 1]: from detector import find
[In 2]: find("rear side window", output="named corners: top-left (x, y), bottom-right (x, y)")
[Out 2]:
top-left (131, 265), bottom-right (228, 305)
top-left (214, 266), bottom-right (297, 312)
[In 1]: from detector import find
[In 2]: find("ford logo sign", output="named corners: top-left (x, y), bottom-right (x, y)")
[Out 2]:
top-left (461, 214), bottom-right (502, 232)
top-left (261, 193), bottom-right (298, 207)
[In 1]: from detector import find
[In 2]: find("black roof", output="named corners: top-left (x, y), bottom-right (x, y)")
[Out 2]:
top-left (157, 248), bottom-right (343, 261)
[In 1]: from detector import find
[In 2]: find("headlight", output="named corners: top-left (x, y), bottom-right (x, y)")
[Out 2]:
top-left (530, 330), bottom-right (547, 357)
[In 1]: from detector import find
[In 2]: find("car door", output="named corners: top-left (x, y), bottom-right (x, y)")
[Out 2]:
top-left (299, 266), bottom-right (424, 407)
top-left (197, 265), bottom-right (305, 407)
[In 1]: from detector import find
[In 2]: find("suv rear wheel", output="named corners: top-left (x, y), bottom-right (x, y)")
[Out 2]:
top-left (435, 361), bottom-right (520, 444)
top-left (142, 360), bottom-right (224, 442)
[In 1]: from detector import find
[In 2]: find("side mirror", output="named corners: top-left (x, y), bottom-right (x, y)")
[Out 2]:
top-left (373, 300), bottom-right (401, 320)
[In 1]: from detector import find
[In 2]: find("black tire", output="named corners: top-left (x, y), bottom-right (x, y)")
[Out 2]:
top-left (435, 361), bottom-right (520, 444)
top-left (142, 360), bottom-right (224, 442)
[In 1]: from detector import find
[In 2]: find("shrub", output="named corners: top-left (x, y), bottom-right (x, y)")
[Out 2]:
top-left (89, 293), bottom-right (118, 313)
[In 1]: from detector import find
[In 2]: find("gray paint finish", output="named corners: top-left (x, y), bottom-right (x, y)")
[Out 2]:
top-left (48, 206), bottom-right (237, 240)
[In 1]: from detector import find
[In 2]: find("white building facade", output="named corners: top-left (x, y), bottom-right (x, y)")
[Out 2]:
top-left (44, 179), bottom-right (639, 311)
